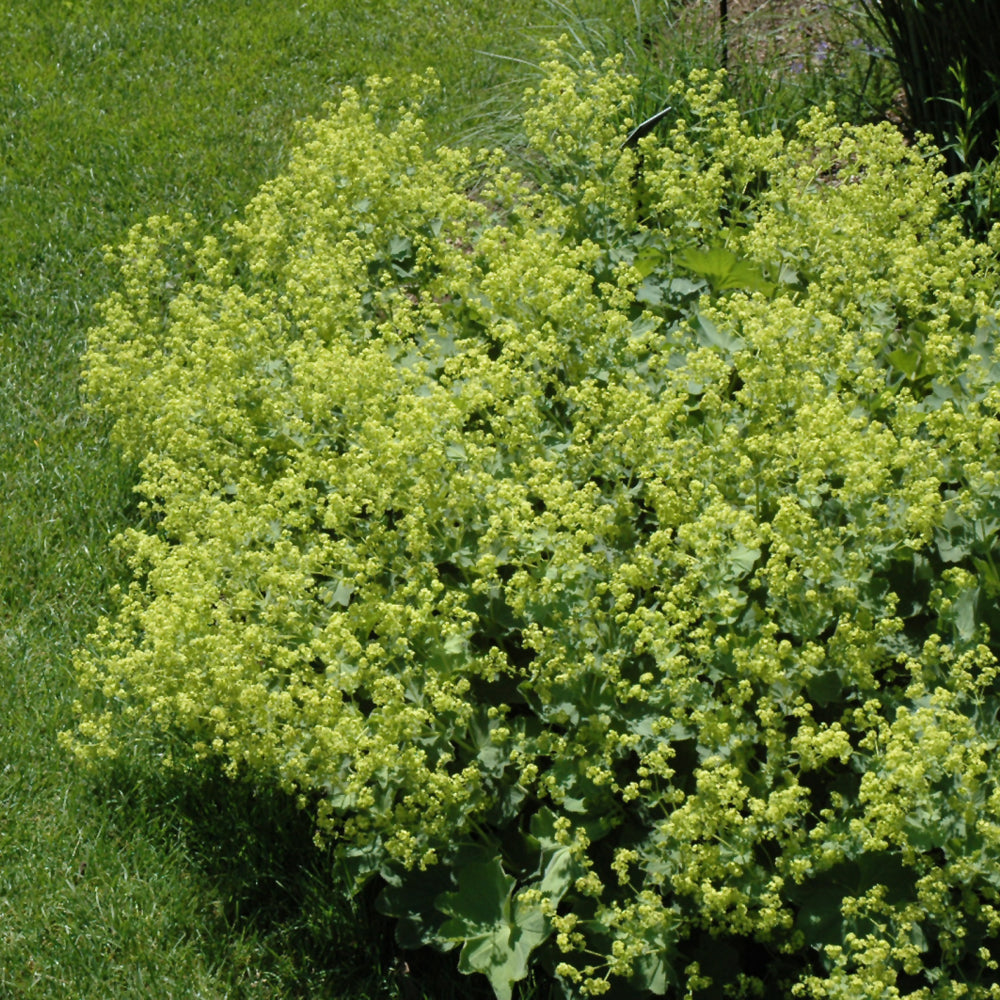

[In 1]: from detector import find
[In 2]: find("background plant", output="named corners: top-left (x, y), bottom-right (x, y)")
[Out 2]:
top-left (859, 0), bottom-right (1000, 172)
top-left (72, 46), bottom-right (1000, 999)
top-left (532, 1), bottom-right (900, 139)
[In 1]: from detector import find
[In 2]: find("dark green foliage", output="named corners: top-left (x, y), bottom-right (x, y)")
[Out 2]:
top-left (861, 0), bottom-right (1000, 170)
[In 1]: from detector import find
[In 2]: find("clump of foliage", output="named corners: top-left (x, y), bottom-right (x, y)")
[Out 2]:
top-left (857, 0), bottom-right (1000, 240)
top-left (539, 0), bottom-right (900, 141)
top-left (860, 0), bottom-right (1000, 171)
top-left (70, 48), bottom-right (1000, 998)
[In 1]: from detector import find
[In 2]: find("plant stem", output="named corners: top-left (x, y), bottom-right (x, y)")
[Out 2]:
top-left (720, 0), bottom-right (729, 72)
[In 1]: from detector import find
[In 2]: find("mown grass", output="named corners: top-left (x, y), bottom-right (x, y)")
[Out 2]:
top-left (0, 1), bottom-right (909, 996)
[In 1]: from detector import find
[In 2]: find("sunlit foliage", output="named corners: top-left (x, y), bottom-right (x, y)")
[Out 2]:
top-left (70, 49), bottom-right (1000, 998)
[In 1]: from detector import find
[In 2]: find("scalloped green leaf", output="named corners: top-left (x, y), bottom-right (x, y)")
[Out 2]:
top-left (435, 858), bottom-right (547, 1000)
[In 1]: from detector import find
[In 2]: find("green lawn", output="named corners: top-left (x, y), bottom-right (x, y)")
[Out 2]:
top-left (0, 3), bottom-right (615, 995)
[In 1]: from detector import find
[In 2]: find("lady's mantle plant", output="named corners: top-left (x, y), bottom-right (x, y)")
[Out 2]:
top-left (71, 49), bottom-right (1000, 999)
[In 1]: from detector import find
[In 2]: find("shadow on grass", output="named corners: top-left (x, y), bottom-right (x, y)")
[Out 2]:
top-left (92, 756), bottom-right (499, 1000)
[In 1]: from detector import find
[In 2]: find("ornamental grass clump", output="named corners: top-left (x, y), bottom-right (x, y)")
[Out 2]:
top-left (71, 50), bottom-right (1000, 998)
top-left (860, 0), bottom-right (1000, 171)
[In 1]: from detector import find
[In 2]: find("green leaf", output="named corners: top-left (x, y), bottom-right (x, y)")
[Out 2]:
top-left (635, 277), bottom-right (664, 307)
top-left (792, 878), bottom-right (847, 950)
top-left (317, 580), bottom-right (355, 608)
top-left (721, 258), bottom-right (776, 295)
top-left (388, 234), bottom-right (413, 259)
top-left (436, 858), bottom-right (545, 1000)
top-left (726, 542), bottom-right (760, 577)
top-left (691, 311), bottom-right (744, 353)
top-left (888, 348), bottom-right (921, 378)
top-left (677, 246), bottom-right (775, 295)
top-left (973, 555), bottom-right (1000, 598)
top-left (806, 669), bottom-right (843, 706)
top-left (630, 315), bottom-right (659, 340)
top-left (630, 916), bottom-right (679, 995)
top-left (377, 868), bottom-right (457, 950)
top-left (936, 509), bottom-right (975, 562)
top-left (678, 246), bottom-right (738, 283)
top-left (633, 244), bottom-right (665, 279)
top-left (538, 844), bottom-right (577, 901)
top-left (443, 631), bottom-right (470, 656)
top-left (953, 584), bottom-right (980, 642)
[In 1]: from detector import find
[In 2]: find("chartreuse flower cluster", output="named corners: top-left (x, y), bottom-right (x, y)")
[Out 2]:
top-left (70, 45), bottom-right (1000, 1000)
